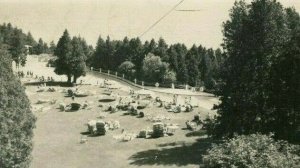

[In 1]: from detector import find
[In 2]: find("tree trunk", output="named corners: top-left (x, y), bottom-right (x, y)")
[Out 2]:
top-left (67, 74), bottom-right (72, 83)
top-left (73, 76), bottom-right (77, 84)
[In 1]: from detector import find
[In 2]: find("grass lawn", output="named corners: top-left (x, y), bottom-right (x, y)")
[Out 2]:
top-left (27, 84), bottom-right (215, 168)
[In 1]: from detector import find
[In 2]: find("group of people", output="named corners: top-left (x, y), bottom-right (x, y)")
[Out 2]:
top-left (16, 71), bottom-right (25, 78)
top-left (16, 70), bottom-right (35, 78)
top-left (26, 71), bottom-right (34, 77)
top-left (15, 70), bottom-right (56, 84)
top-left (35, 75), bottom-right (54, 82)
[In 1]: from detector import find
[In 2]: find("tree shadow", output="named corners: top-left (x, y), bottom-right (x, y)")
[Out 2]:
top-left (24, 81), bottom-right (74, 87)
top-left (129, 137), bottom-right (218, 167)
top-left (64, 109), bottom-right (80, 112)
top-left (156, 141), bottom-right (186, 147)
top-left (185, 130), bottom-right (207, 137)
top-left (80, 131), bottom-right (90, 135)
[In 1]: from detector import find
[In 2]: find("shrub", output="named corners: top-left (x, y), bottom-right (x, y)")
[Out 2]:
top-left (203, 134), bottom-right (300, 168)
top-left (47, 58), bottom-right (56, 67)
top-left (118, 61), bottom-right (136, 79)
top-left (0, 49), bottom-right (36, 168)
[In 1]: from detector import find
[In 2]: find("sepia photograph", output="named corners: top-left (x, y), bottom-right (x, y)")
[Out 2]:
top-left (0, 0), bottom-right (299, 167)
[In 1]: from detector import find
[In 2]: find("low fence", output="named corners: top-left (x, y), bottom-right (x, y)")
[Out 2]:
top-left (90, 67), bottom-right (205, 92)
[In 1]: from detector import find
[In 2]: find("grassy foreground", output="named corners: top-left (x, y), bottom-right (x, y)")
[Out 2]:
top-left (26, 84), bottom-right (215, 168)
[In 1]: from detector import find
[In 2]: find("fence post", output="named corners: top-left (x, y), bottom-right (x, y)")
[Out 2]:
top-left (108, 70), bottom-right (110, 75)
top-left (122, 74), bottom-right (124, 78)
top-left (115, 72), bottom-right (118, 76)
top-left (172, 83), bottom-right (175, 89)
top-left (99, 68), bottom-right (101, 73)
top-left (142, 81), bottom-right (144, 89)
top-left (134, 78), bottom-right (137, 84)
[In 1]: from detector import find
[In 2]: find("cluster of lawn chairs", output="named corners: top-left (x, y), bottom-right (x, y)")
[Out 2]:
top-left (153, 96), bottom-right (194, 113)
top-left (145, 114), bottom-right (171, 122)
top-left (137, 122), bottom-right (179, 138)
top-left (113, 132), bottom-right (138, 142)
top-left (186, 114), bottom-right (203, 131)
top-left (58, 101), bottom-right (91, 112)
top-left (86, 120), bottom-right (120, 136)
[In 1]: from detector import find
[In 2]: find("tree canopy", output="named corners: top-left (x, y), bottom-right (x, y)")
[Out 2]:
top-left (212, 0), bottom-right (300, 141)
top-left (142, 53), bottom-right (169, 83)
top-left (54, 30), bottom-right (87, 83)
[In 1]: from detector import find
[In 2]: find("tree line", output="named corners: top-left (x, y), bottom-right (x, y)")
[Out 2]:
top-left (0, 23), bottom-right (55, 64)
top-left (0, 22), bottom-right (225, 90)
top-left (53, 29), bottom-right (225, 90)
top-left (89, 36), bottom-right (224, 89)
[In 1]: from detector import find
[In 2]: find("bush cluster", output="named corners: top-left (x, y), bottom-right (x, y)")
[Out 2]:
top-left (203, 134), bottom-right (300, 168)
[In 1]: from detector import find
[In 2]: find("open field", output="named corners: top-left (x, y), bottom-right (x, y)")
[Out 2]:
top-left (28, 85), bottom-right (214, 168)
top-left (19, 55), bottom-right (218, 168)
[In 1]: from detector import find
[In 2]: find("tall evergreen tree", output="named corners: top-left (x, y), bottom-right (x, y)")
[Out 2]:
top-left (155, 37), bottom-right (168, 61)
top-left (70, 36), bottom-right (87, 83)
top-left (128, 37), bottom-right (143, 78)
top-left (167, 45), bottom-right (179, 73)
top-left (115, 37), bottom-right (130, 66)
top-left (92, 36), bottom-right (105, 69)
top-left (104, 36), bottom-right (116, 70)
top-left (203, 48), bottom-right (217, 89)
top-left (33, 38), bottom-right (45, 55)
top-left (186, 45), bottom-right (200, 86)
top-left (144, 38), bottom-right (157, 56)
top-left (25, 32), bottom-right (36, 47)
top-left (213, 0), bottom-right (291, 139)
top-left (268, 7), bottom-right (300, 141)
top-left (49, 41), bottom-right (56, 55)
top-left (174, 43), bottom-right (188, 83)
top-left (9, 29), bottom-right (27, 67)
top-left (78, 37), bottom-right (93, 66)
top-left (54, 29), bottom-right (73, 83)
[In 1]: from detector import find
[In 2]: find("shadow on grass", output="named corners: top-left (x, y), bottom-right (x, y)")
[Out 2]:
top-left (80, 131), bottom-right (90, 135)
top-left (64, 110), bottom-right (79, 112)
top-left (129, 137), bottom-right (218, 167)
top-left (24, 81), bottom-right (75, 87)
top-left (80, 131), bottom-right (106, 137)
top-left (156, 141), bottom-right (186, 147)
top-left (186, 130), bottom-right (207, 137)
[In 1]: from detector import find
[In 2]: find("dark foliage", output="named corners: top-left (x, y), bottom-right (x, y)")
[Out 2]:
top-left (213, 0), bottom-right (300, 141)
top-left (53, 30), bottom-right (88, 83)
top-left (0, 46), bottom-right (36, 168)
top-left (90, 36), bottom-right (224, 87)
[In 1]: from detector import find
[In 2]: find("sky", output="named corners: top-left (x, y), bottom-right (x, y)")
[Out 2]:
top-left (1, 0), bottom-right (300, 49)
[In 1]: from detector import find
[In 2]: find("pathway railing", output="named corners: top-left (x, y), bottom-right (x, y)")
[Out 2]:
top-left (89, 67), bottom-right (205, 92)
